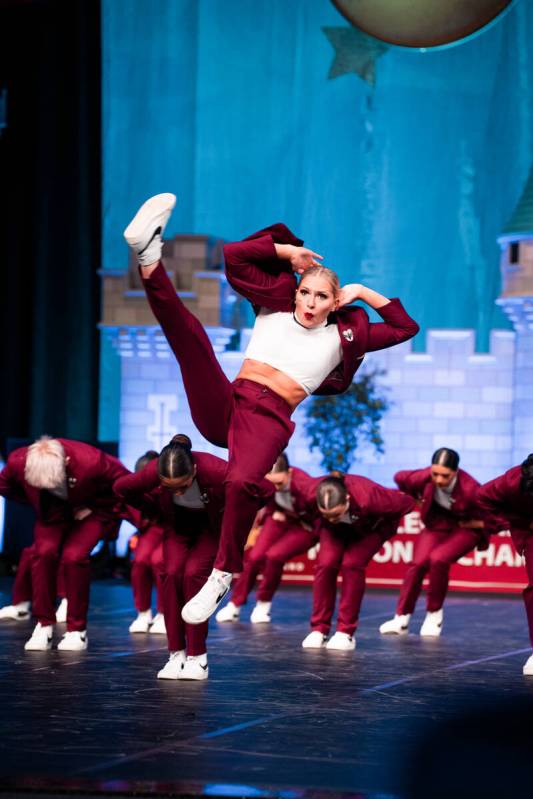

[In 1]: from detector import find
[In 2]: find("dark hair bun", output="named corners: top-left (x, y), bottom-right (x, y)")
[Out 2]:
top-left (170, 434), bottom-right (192, 451)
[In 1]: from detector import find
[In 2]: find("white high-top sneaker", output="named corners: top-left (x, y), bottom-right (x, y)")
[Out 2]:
top-left (57, 630), bottom-right (88, 651)
top-left (123, 193), bottom-right (176, 266)
top-left (55, 598), bottom-right (68, 623)
top-left (379, 614), bottom-right (411, 635)
top-left (326, 631), bottom-right (356, 651)
top-left (149, 613), bottom-right (166, 635)
top-left (215, 601), bottom-right (240, 623)
top-left (302, 630), bottom-right (326, 649)
top-left (179, 654), bottom-right (209, 681)
top-left (420, 609), bottom-right (443, 637)
top-left (129, 610), bottom-right (152, 634)
top-left (250, 601), bottom-right (272, 624)
top-left (523, 654), bottom-right (533, 676)
top-left (157, 651), bottom-right (186, 680)
top-left (0, 601), bottom-right (31, 621)
top-left (181, 569), bottom-right (232, 624)
top-left (24, 623), bottom-right (53, 651)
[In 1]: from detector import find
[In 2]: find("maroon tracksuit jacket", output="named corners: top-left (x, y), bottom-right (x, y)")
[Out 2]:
top-left (224, 223), bottom-right (420, 395)
top-left (310, 476), bottom-right (414, 635)
top-left (114, 453), bottom-right (227, 655)
top-left (0, 439), bottom-right (128, 630)
top-left (478, 467), bottom-right (533, 646)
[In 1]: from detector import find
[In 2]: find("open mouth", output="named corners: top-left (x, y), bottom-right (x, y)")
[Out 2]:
top-left (304, 313), bottom-right (314, 321)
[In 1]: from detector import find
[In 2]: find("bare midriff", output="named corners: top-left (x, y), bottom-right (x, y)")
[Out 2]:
top-left (236, 359), bottom-right (307, 410)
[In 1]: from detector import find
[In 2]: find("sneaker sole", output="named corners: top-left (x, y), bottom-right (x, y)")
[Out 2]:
top-left (123, 193), bottom-right (176, 247)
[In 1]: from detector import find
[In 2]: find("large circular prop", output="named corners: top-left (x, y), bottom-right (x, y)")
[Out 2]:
top-left (332, 0), bottom-right (515, 48)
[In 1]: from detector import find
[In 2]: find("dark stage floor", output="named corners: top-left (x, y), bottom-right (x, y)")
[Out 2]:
top-left (1, 578), bottom-right (533, 799)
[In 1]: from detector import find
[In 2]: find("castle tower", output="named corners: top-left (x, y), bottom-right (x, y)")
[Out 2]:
top-left (497, 164), bottom-right (533, 463)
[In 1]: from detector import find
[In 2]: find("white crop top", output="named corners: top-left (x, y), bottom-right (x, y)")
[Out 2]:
top-left (245, 308), bottom-right (343, 395)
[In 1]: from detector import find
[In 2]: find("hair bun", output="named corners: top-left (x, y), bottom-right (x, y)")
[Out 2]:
top-left (329, 470), bottom-right (345, 481)
top-left (170, 434), bottom-right (192, 451)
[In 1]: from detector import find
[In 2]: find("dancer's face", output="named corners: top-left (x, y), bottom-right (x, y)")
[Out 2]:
top-left (265, 469), bottom-right (290, 490)
top-left (295, 274), bottom-right (338, 328)
top-left (160, 465), bottom-right (197, 496)
top-left (430, 464), bottom-right (456, 488)
top-left (318, 500), bottom-right (350, 524)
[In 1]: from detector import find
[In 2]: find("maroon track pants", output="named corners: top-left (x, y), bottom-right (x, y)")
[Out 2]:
top-left (12, 544), bottom-right (66, 605)
top-left (310, 526), bottom-right (383, 636)
top-left (396, 527), bottom-right (480, 615)
top-left (142, 263), bottom-right (294, 573)
top-left (161, 512), bottom-right (219, 656)
top-left (511, 530), bottom-right (533, 647)
top-left (32, 516), bottom-right (106, 631)
top-left (131, 527), bottom-right (164, 613)
top-left (231, 516), bottom-right (315, 606)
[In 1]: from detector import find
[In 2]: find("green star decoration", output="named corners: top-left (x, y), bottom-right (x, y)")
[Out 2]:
top-left (323, 26), bottom-right (389, 86)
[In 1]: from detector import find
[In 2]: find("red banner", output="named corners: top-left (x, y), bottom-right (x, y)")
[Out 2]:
top-left (280, 511), bottom-right (527, 594)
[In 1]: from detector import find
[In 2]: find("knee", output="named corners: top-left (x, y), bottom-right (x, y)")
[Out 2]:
top-left (61, 548), bottom-right (88, 567)
top-left (34, 540), bottom-right (60, 560)
top-left (341, 562), bottom-right (365, 577)
top-left (428, 556), bottom-right (450, 573)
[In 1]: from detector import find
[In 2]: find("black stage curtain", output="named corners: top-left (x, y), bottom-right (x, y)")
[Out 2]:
top-left (0, 0), bottom-right (101, 452)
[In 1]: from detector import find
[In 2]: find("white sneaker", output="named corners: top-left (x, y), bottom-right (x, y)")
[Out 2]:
top-left (123, 193), bottom-right (176, 266)
top-left (24, 623), bottom-right (53, 651)
top-left (181, 569), bottom-right (232, 624)
top-left (129, 610), bottom-right (153, 634)
top-left (420, 609), bottom-right (443, 637)
top-left (523, 654), bottom-right (533, 676)
top-left (57, 630), bottom-right (88, 651)
top-left (215, 601), bottom-right (240, 623)
top-left (302, 630), bottom-right (326, 649)
top-left (326, 631), bottom-right (356, 651)
top-left (149, 613), bottom-right (166, 635)
top-left (0, 601), bottom-right (31, 621)
top-left (250, 601), bottom-right (272, 624)
top-left (157, 651), bottom-right (186, 680)
top-left (379, 613), bottom-right (410, 635)
top-left (178, 655), bottom-right (209, 681)
top-left (55, 598), bottom-right (68, 623)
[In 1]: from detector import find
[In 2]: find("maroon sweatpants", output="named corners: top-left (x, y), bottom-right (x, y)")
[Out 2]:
top-left (32, 516), bottom-right (106, 631)
top-left (310, 526), bottom-right (383, 636)
top-left (161, 510), bottom-right (219, 656)
top-left (396, 527), bottom-right (480, 615)
top-left (511, 530), bottom-right (533, 647)
top-left (131, 526), bottom-right (164, 613)
top-left (143, 263), bottom-right (294, 573)
top-left (13, 545), bottom-right (66, 604)
top-left (231, 517), bottom-right (315, 606)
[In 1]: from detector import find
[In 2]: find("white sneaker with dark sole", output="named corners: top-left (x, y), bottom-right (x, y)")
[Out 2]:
top-left (523, 654), bottom-right (533, 676)
top-left (379, 614), bottom-right (410, 635)
top-left (157, 651), bottom-right (186, 680)
top-left (326, 631), bottom-right (356, 651)
top-left (24, 623), bottom-right (53, 651)
top-left (178, 656), bottom-right (209, 681)
top-left (149, 613), bottom-right (166, 635)
top-left (182, 569), bottom-right (232, 625)
top-left (420, 609), bottom-right (443, 637)
top-left (129, 610), bottom-right (152, 634)
top-left (0, 602), bottom-right (31, 621)
top-left (250, 601), bottom-right (272, 624)
top-left (57, 630), bottom-right (88, 651)
top-left (123, 193), bottom-right (176, 266)
top-left (215, 601), bottom-right (240, 623)
top-left (55, 598), bottom-right (68, 624)
top-left (302, 631), bottom-right (326, 649)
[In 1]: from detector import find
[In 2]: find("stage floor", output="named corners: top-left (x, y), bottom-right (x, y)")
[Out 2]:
top-left (1, 578), bottom-right (533, 799)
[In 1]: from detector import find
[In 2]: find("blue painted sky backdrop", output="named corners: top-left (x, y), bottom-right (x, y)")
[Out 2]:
top-left (102, 0), bottom-right (533, 349)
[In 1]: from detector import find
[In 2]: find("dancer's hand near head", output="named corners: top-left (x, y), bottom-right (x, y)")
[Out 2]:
top-left (274, 244), bottom-right (323, 274)
top-left (338, 283), bottom-right (390, 310)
